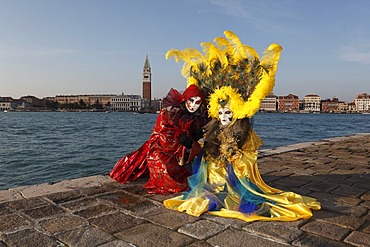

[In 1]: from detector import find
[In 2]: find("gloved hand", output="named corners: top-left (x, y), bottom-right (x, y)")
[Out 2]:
top-left (191, 128), bottom-right (204, 141)
top-left (179, 132), bottom-right (193, 149)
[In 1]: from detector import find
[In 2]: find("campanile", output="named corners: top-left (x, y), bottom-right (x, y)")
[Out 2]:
top-left (142, 54), bottom-right (152, 107)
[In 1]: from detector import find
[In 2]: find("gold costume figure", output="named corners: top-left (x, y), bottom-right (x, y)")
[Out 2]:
top-left (164, 31), bottom-right (320, 222)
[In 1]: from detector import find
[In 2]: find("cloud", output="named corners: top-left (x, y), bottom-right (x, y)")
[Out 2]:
top-left (0, 44), bottom-right (78, 58)
top-left (340, 43), bottom-right (370, 64)
top-left (207, 0), bottom-right (296, 32)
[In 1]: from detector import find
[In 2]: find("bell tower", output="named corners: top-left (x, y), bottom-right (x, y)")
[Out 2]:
top-left (142, 54), bottom-right (152, 108)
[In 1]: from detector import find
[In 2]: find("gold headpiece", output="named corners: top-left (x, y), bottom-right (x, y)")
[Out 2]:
top-left (166, 30), bottom-right (282, 118)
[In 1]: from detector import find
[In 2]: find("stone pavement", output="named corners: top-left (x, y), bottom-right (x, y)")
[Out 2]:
top-left (1, 133), bottom-right (369, 247)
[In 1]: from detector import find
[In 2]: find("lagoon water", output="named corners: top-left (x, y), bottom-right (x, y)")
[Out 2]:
top-left (1, 111), bottom-right (369, 190)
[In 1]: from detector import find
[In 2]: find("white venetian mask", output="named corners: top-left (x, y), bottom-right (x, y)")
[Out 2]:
top-left (185, 96), bottom-right (202, 113)
top-left (218, 106), bottom-right (233, 126)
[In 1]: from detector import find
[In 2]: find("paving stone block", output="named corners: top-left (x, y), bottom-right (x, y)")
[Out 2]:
top-left (352, 180), bottom-right (370, 190)
top-left (312, 167), bottom-right (336, 175)
top-left (97, 240), bottom-right (135, 247)
top-left (2, 228), bottom-right (61, 246)
top-left (0, 203), bottom-right (13, 216)
top-left (292, 233), bottom-right (351, 247)
top-left (207, 228), bottom-right (287, 247)
top-left (272, 176), bottom-right (311, 188)
top-left (360, 191), bottom-right (370, 200)
top-left (336, 205), bottom-right (368, 217)
top-left (185, 241), bottom-right (213, 247)
top-left (55, 175), bottom-right (112, 189)
top-left (360, 200), bottom-right (370, 209)
top-left (146, 193), bottom-right (173, 203)
top-left (344, 231), bottom-right (370, 246)
top-left (300, 220), bottom-right (350, 241)
top-left (115, 223), bottom-right (193, 247)
top-left (56, 226), bottom-right (115, 246)
top-left (79, 183), bottom-right (122, 197)
top-left (0, 213), bottom-right (31, 233)
top-left (201, 213), bottom-right (248, 230)
top-left (88, 212), bottom-right (145, 234)
top-left (314, 209), bottom-right (367, 230)
top-left (22, 204), bottom-right (65, 220)
top-left (325, 175), bottom-right (354, 186)
top-left (122, 199), bottom-right (163, 216)
top-left (61, 197), bottom-right (99, 211)
top-left (73, 203), bottom-right (117, 218)
top-left (45, 190), bottom-right (84, 204)
top-left (290, 168), bottom-right (318, 176)
top-left (331, 185), bottom-right (367, 198)
top-left (39, 215), bottom-right (87, 234)
top-left (99, 191), bottom-right (164, 216)
top-left (301, 181), bottom-right (339, 193)
top-left (309, 192), bottom-right (362, 212)
top-left (146, 211), bottom-right (199, 230)
top-left (363, 223), bottom-right (370, 234)
top-left (365, 212), bottom-right (370, 221)
top-left (259, 175), bottom-right (281, 184)
top-left (243, 220), bottom-right (304, 243)
top-left (178, 220), bottom-right (226, 240)
top-left (11, 182), bottom-right (73, 198)
top-left (6, 197), bottom-right (48, 211)
top-left (347, 174), bottom-right (370, 185)
top-left (120, 183), bottom-right (148, 196)
top-left (98, 191), bottom-right (142, 208)
top-left (265, 170), bottom-right (294, 178)
top-left (0, 189), bottom-right (23, 202)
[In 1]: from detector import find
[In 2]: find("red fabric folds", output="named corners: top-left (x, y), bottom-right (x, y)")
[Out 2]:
top-left (110, 141), bottom-right (149, 183)
top-left (110, 86), bottom-right (209, 194)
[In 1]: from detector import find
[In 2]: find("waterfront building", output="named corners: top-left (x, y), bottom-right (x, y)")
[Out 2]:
top-left (354, 93), bottom-right (370, 113)
top-left (142, 54), bottom-right (152, 108)
top-left (20, 96), bottom-right (45, 107)
top-left (0, 101), bottom-right (11, 111)
top-left (88, 95), bottom-right (115, 107)
top-left (321, 97), bottom-right (340, 113)
top-left (152, 98), bottom-right (163, 112)
top-left (111, 94), bottom-right (143, 111)
top-left (299, 100), bottom-right (304, 111)
top-left (278, 94), bottom-right (299, 112)
top-left (260, 93), bottom-right (277, 112)
top-left (338, 102), bottom-right (349, 113)
top-left (303, 94), bottom-right (321, 112)
top-left (348, 102), bottom-right (357, 113)
top-left (0, 97), bottom-right (12, 111)
top-left (55, 94), bottom-right (116, 107)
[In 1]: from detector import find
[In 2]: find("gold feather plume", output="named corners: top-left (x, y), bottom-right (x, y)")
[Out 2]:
top-left (165, 30), bottom-right (282, 118)
top-left (223, 30), bottom-right (246, 62)
top-left (166, 48), bottom-right (204, 78)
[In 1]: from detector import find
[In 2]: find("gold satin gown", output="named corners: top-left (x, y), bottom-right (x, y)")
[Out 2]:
top-left (164, 125), bottom-right (321, 222)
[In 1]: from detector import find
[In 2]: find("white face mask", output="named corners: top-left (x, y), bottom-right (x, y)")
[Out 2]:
top-left (185, 96), bottom-right (202, 113)
top-left (218, 107), bottom-right (233, 126)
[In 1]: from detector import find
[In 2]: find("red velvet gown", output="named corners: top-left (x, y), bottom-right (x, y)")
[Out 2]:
top-left (110, 90), bottom-right (208, 194)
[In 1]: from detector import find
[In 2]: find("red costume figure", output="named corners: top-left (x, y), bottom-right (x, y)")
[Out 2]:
top-left (110, 85), bottom-right (209, 194)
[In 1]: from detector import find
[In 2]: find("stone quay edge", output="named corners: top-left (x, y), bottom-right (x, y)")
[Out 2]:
top-left (1, 133), bottom-right (369, 247)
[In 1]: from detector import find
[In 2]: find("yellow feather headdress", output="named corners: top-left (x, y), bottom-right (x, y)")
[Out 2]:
top-left (166, 30), bottom-right (282, 118)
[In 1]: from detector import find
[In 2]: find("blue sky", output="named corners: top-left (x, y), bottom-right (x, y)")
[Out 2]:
top-left (1, 0), bottom-right (369, 102)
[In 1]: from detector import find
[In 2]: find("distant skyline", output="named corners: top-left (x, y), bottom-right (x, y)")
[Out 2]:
top-left (1, 0), bottom-right (370, 102)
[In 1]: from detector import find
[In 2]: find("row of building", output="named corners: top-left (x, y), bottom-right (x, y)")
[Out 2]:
top-left (1, 92), bottom-right (370, 113)
top-left (0, 94), bottom-right (163, 112)
top-left (259, 93), bottom-right (370, 113)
